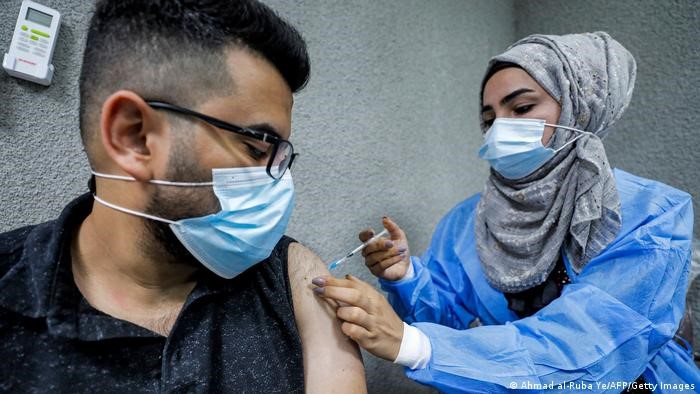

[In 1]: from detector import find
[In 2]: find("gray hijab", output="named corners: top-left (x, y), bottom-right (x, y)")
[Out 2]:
top-left (474, 32), bottom-right (637, 293)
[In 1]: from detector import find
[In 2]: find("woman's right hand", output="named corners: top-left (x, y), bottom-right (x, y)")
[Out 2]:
top-left (360, 217), bottom-right (411, 281)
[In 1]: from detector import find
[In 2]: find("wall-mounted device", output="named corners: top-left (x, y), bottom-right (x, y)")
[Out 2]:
top-left (3, 1), bottom-right (61, 86)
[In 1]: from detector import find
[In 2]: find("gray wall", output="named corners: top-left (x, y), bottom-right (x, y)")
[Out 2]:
top-left (1, 1), bottom-right (91, 225)
top-left (1, 0), bottom-right (697, 392)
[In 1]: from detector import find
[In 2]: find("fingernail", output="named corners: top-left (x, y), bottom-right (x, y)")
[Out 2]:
top-left (384, 240), bottom-right (394, 248)
top-left (313, 287), bottom-right (325, 295)
top-left (398, 246), bottom-right (407, 253)
top-left (311, 277), bottom-right (325, 286)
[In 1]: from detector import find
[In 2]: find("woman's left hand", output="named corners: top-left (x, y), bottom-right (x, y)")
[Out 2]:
top-left (312, 274), bottom-right (404, 361)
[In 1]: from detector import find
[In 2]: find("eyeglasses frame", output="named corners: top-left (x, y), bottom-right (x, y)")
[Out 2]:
top-left (145, 100), bottom-right (297, 180)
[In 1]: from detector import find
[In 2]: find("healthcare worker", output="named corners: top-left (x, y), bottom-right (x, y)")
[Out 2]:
top-left (312, 32), bottom-right (698, 392)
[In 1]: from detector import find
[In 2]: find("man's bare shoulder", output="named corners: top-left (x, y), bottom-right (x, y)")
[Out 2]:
top-left (287, 242), bottom-right (329, 286)
top-left (286, 242), bottom-right (367, 392)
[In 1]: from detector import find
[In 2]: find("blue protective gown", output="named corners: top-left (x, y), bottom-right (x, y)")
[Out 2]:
top-left (381, 169), bottom-right (698, 393)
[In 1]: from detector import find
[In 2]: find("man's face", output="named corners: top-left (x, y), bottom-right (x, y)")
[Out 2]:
top-left (143, 48), bottom-right (294, 264)
top-left (189, 48), bottom-right (294, 176)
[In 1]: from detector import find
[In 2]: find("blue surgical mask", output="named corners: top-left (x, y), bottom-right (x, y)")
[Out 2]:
top-left (92, 166), bottom-right (295, 279)
top-left (478, 118), bottom-right (588, 180)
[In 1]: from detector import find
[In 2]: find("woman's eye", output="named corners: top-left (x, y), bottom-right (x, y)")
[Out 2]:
top-left (514, 104), bottom-right (534, 114)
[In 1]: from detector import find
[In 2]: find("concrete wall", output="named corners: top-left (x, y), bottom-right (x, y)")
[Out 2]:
top-left (1, 1), bottom-right (91, 225)
top-left (1, 0), bottom-right (698, 392)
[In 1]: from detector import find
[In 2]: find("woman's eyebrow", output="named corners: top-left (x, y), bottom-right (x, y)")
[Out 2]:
top-left (500, 88), bottom-right (536, 106)
top-left (481, 88), bottom-right (536, 113)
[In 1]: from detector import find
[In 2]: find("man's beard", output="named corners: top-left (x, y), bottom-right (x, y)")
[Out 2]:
top-left (141, 139), bottom-right (220, 268)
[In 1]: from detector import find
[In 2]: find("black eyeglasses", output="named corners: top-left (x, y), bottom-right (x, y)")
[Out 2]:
top-left (146, 100), bottom-right (297, 180)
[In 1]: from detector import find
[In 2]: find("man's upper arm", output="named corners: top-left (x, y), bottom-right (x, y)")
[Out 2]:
top-left (288, 242), bottom-right (366, 393)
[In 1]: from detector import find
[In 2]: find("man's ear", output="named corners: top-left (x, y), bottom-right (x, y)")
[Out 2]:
top-left (99, 91), bottom-right (169, 181)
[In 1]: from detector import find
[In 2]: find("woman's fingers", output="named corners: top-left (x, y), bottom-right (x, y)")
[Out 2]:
top-left (362, 238), bottom-right (393, 256)
top-left (337, 306), bottom-right (370, 328)
top-left (376, 254), bottom-right (406, 271)
top-left (358, 228), bottom-right (375, 243)
top-left (368, 255), bottom-right (406, 280)
top-left (365, 248), bottom-right (405, 268)
top-left (312, 275), bottom-right (375, 307)
top-left (382, 216), bottom-right (404, 240)
top-left (312, 275), bottom-right (356, 289)
top-left (361, 216), bottom-right (406, 256)
top-left (340, 322), bottom-right (371, 343)
top-left (313, 283), bottom-right (368, 309)
top-left (312, 275), bottom-right (405, 361)
top-left (359, 218), bottom-right (412, 282)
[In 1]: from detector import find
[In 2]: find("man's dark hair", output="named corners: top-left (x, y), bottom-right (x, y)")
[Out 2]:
top-left (79, 0), bottom-right (310, 164)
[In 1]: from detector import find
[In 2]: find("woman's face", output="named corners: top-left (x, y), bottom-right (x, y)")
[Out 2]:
top-left (481, 67), bottom-right (562, 145)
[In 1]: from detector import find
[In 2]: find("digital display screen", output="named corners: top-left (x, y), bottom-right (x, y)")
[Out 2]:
top-left (26, 8), bottom-right (52, 28)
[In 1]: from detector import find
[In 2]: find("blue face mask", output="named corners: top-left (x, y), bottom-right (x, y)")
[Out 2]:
top-left (477, 118), bottom-right (588, 180)
top-left (92, 166), bottom-right (295, 279)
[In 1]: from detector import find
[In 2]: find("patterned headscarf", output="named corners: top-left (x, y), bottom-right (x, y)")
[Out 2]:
top-left (475, 32), bottom-right (637, 293)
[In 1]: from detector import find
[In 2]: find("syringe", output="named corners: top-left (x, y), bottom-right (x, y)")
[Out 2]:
top-left (328, 229), bottom-right (389, 271)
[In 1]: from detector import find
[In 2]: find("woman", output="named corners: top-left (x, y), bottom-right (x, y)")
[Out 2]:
top-left (312, 32), bottom-right (698, 392)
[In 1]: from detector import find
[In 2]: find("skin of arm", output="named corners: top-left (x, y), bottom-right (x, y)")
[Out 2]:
top-left (288, 242), bottom-right (367, 393)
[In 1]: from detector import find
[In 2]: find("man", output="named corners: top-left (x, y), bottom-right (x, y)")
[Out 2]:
top-left (0, 1), bottom-right (365, 392)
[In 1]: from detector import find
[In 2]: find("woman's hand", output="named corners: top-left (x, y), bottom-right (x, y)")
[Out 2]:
top-left (360, 217), bottom-right (411, 281)
top-left (312, 274), bottom-right (404, 362)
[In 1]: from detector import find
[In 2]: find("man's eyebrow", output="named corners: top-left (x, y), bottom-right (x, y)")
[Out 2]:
top-left (481, 87), bottom-right (536, 113)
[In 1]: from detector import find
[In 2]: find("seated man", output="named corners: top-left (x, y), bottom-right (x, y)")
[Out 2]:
top-left (0, 1), bottom-right (365, 392)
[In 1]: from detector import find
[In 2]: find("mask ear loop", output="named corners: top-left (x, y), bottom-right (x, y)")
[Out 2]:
top-left (91, 171), bottom-right (214, 187)
top-left (92, 194), bottom-right (179, 225)
top-left (545, 123), bottom-right (595, 151)
top-left (90, 170), bottom-right (210, 224)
